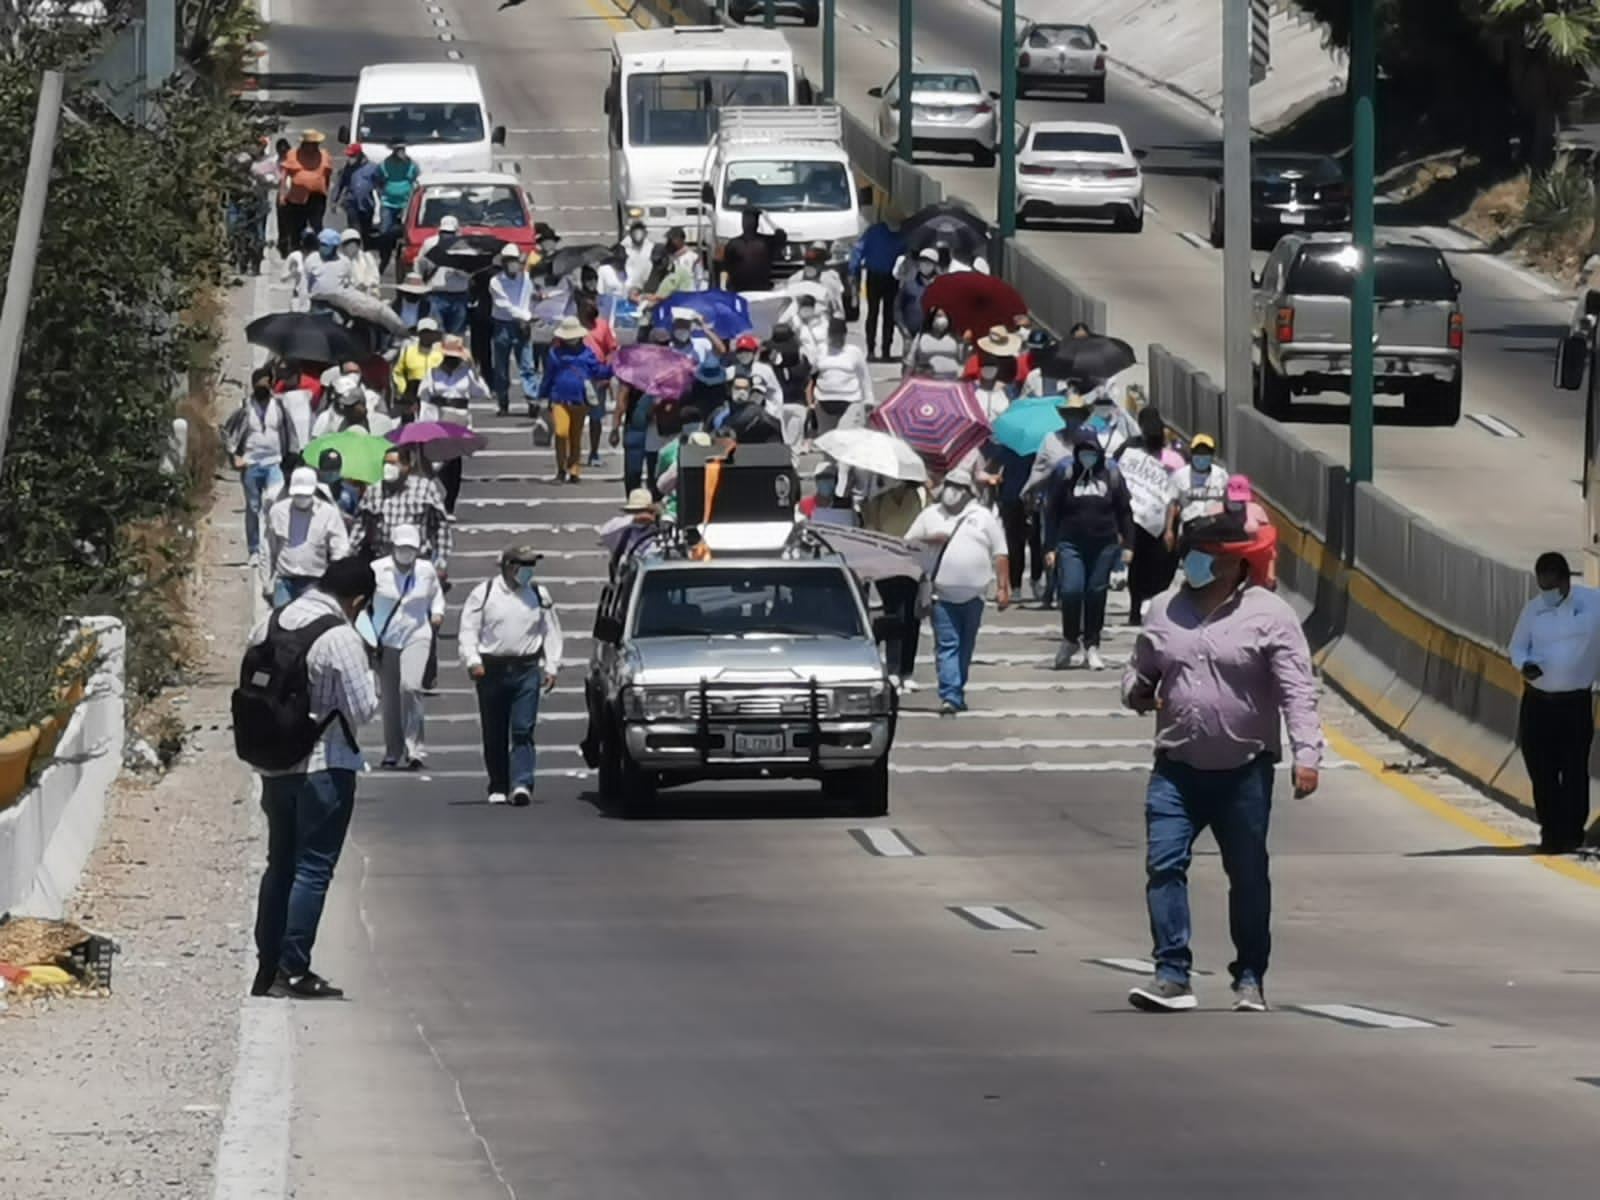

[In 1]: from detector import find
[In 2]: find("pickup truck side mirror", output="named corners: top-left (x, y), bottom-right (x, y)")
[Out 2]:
top-left (701, 182), bottom-right (715, 206)
top-left (872, 615), bottom-right (904, 644)
top-left (1250, 270), bottom-right (1261, 288)
top-left (492, 125), bottom-right (507, 146)
top-left (797, 77), bottom-right (816, 105)
top-left (1451, 278), bottom-right (1462, 298)
top-left (868, 86), bottom-right (885, 98)
top-left (593, 614), bottom-right (624, 644)
top-left (857, 183), bottom-right (874, 208)
top-left (1556, 332), bottom-right (1589, 391)
top-left (337, 124), bottom-right (351, 144)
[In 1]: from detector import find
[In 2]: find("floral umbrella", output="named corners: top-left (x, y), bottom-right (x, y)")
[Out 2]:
top-left (869, 378), bottom-right (991, 475)
top-left (613, 343), bottom-right (696, 400)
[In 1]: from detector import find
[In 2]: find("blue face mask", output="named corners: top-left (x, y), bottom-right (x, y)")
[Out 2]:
top-left (816, 480), bottom-right (836, 499)
top-left (514, 566), bottom-right (537, 590)
top-left (1075, 449), bottom-right (1100, 471)
top-left (1191, 454), bottom-right (1213, 473)
top-left (1089, 411), bottom-right (1110, 430)
top-left (1540, 587), bottom-right (1566, 608)
top-left (1181, 550), bottom-right (1216, 589)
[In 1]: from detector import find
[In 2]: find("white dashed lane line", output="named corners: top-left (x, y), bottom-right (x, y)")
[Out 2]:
top-left (1178, 231), bottom-right (1213, 252)
top-left (949, 905), bottom-right (1044, 932)
top-left (849, 827), bottom-right (924, 858)
top-left (1291, 1004), bottom-right (1446, 1030)
top-left (1465, 412), bottom-right (1523, 438)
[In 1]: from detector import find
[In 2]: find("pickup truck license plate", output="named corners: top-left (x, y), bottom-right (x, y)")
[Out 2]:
top-left (734, 732), bottom-right (786, 756)
top-left (1280, 212), bottom-right (1306, 226)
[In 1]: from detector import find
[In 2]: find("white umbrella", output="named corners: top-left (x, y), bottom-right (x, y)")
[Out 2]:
top-left (815, 428), bottom-right (928, 483)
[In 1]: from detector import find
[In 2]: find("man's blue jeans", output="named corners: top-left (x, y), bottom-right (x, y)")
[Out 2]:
top-left (930, 596), bottom-right (984, 709)
top-left (475, 659), bottom-right (543, 795)
top-left (256, 769), bottom-right (358, 978)
top-left (1056, 538), bottom-right (1120, 647)
top-left (623, 441), bottom-right (659, 495)
top-left (432, 293), bottom-right (470, 335)
top-left (1145, 753), bottom-right (1275, 988)
top-left (491, 318), bottom-right (539, 409)
top-left (240, 462), bottom-right (282, 557)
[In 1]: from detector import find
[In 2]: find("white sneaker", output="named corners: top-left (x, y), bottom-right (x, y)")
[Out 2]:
top-left (1086, 647), bottom-right (1106, 671)
top-left (487, 792), bottom-right (508, 806)
top-left (900, 678), bottom-right (920, 693)
top-left (247, 551), bottom-right (260, 569)
top-left (510, 787), bottom-right (532, 807)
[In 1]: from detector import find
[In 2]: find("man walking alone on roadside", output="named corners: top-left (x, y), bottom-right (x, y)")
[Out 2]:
top-left (1121, 516), bottom-right (1322, 1014)
top-left (236, 558), bottom-right (380, 999)
top-left (1508, 550), bottom-right (1600, 853)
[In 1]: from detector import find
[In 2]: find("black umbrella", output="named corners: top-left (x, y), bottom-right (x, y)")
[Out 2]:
top-left (1038, 335), bottom-right (1137, 384)
top-left (431, 232), bottom-right (506, 278)
top-left (902, 202), bottom-right (990, 262)
top-left (245, 312), bottom-right (368, 364)
top-left (541, 242), bottom-right (616, 281)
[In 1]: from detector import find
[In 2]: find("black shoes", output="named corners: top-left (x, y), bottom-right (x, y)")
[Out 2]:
top-left (254, 968), bottom-right (345, 1000)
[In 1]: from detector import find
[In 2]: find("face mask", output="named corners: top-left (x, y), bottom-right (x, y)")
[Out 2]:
top-left (1075, 449), bottom-right (1100, 471)
top-left (1541, 587), bottom-right (1566, 608)
top-left (735, 351), bottom-right (754, 367)
top-left (799, 305), bottom-right (816, 321)
top-left (918, 262), bottom-right (936, 278)
top-left (292, 494), bottom-right (314, 510)
top-left (320, 247), bottom-right (338, 260)
top-left (341, 244), bottom-right (359, 258)
top-left (514, 566), bottom-right (537, 589)
top-left (1089, 413), bottom-right (1109, 431)
top-left (318, 471), bottom-right (340, 487)
top-left (1191, 454), bottom-right (1212, 473)
top-left (442, 357), bottom-right (463, 372)
top-left (506, 262), bottom-right (523, 276)
top-left (931, 317), bottom-right (950, 335)
top-left (940, 485), bottom-right (966, 510)
top-left (631, 230), bottom-right (646, 244)
top-left (673, 329), bottom-right (690, 343)
top-left (730, 389), bottom-right (752, 405)
top-left (802, 266), bottom-right (820, 280)
top-left (253, 386), bottom-right (271, 402)
top-left (980, 366), bottom-right (1000, 383)
top-left (1181, 550), bottom-right (1216, 589)
top-left (382, 463), bottom-right (402, 485)
top-left (394, 548), bottom-right (418, 568)
top-left (816, 480), bottom-right (836, 499)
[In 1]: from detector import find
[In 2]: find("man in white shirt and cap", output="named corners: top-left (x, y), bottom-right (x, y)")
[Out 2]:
top-left (418, 214), bottom-right (474, 335)
top-left (488, 241), bottom-right (540, 416)
top-left (265, 466), bottom-right (351, 609)
top-left (371, 524), bottom-right (446, 770)
top-left (1509, 550), bottom-right (1600, 853)
top-left (458, 543), bottom-right (564, 807)
top-left (311, 372), bottom-right (397, 439)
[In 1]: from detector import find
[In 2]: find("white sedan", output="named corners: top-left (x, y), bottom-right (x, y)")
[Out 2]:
top-left (870, 68), bottom-right (999, 166)
top-left (1015, 120), bottom-right (1146, 232)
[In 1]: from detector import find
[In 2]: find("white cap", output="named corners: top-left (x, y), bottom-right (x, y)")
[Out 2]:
top-left (438, 215), bottom-right (461, 232)
top-left (392, 523), bottom-right (422, 549)
top-left (288, 466), bottom-right (318, 497)
top-left (340, 227), bottom-right (361, 243)
top-left (499, 242), bottom-right (522, 259)
top-left (944, 466), bottom-right (974, 490)
top-left (416, 317), bottom-right (440, 333)
top-left (918, 246), bottom-right (940, 262)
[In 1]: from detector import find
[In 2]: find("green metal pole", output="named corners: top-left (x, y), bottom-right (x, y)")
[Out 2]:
top-left (997, 0), bottom-right (1017, 240)
top-left (823, 0), bottom-right (836, 100)
top-left (1349, 0), bottom-right (1376, 485)
top-left (896, 0), bottom-right (914, 161)
top-left (764, 0), bottom-right (776, 28)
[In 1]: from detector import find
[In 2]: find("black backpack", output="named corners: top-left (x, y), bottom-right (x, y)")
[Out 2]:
top-left (232, 611), bottom-right (354, 771)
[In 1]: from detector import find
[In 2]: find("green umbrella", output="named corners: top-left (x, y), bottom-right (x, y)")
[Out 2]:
top-left (302, 429), bottom-right (390, 485)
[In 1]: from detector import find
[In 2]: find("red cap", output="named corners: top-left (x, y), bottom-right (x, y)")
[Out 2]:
top-left (734, 333), bottom-right (760, 351)
top-left (346, 142), bottom-right (362, 157)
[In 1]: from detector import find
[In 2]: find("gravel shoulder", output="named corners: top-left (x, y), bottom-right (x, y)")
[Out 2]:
top-left (0, 283), bottom-right (262, 1198)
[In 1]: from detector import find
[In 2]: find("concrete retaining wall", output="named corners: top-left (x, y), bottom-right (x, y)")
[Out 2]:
top-left (0, 617), bottom-right (127, 918)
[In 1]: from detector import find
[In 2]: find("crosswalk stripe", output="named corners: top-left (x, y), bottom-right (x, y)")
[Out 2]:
top-left (849, 828), bottom-right (923, 858)
top-left (949, 905), bottom-right (1042, 931)
top-left (1291, 1004), bottom-right (1444, 1030)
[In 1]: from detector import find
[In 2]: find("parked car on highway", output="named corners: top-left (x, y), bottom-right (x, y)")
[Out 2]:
top-left (1016, 21), bottom-right (1107, 102)
top-left (728, 0), bottom-right (820, 24)
top-left (1208, 152), bottom-right (1350, 249)
top-left (1015, 120), bottom-right (1145, 232)
top-left (1252, 233), bottom-right (1465, 425)
top-left (398, 171), bottom-right (536, 277)
top-left (870, 68), bottom-right (999, 166)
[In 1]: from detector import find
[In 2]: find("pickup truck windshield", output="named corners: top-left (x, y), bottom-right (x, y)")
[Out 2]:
top-left (356, 103), bottom-right (485, 145)
top-left (633, 567), bottom-right (865, 639)
top-left (1288, 246), bottom-right (1457, 302)
top-left (626, 71), bottom-right (790, 147)
top-left (723, 160), bottom-right (853, 212)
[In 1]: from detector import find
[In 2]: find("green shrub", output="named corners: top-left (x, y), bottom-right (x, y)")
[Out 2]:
top-left (1525, 163), bottom-right (1594, 241)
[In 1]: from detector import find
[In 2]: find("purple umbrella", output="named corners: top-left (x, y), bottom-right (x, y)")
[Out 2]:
top-left (387, 421), bottom-right (487, 464)
top-left (613, 342), bottom-right (696, 400)
top-left (869, 378), bottom-right (991, 476)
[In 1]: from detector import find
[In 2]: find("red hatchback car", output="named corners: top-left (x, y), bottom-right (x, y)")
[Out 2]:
top-left (399, 171), bottom-right (537, 276)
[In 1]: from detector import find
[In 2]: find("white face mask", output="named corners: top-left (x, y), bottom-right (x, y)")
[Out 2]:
top-left (292, 494), bottom-right (314, 510)
top-left (735, 351), bottom-right (754, 367)
top-left (506, 261), bottom-right (523, 275)
top-left (980, 365), bottom-right (1000, 383)
top-left (393, 548), bottom-right (418, 568)
top-left (730, 388), bottom-right (752, 405)
top-left (931, 316), bottom-right (950, 335)
top-left (918, 262), bottom-right (936, 278)
top-left (940, 485), bottom-right (967, 511)
top-left (340, 243), bottom-right (359, 259)
top-left (382, 463), bottom-right (402, 485)
top-left (630, 230), bottom-right (646, 245)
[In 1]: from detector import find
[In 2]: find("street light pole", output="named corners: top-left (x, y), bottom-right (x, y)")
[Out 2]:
top-left (1221, 0), bottom-right (1252, 433)
top-left (0, 70), bottom-right (65, 476)
top-left (896, 0), bottom-right (914, 161)
top-left (1349, 0), bottom-right (1377, 485)
top-left (823, 0), bottom-right (836, 100)
top-left (997, 0), bottom-right (1018, 242)
top-left (763, 0), bottom-right (776, 28)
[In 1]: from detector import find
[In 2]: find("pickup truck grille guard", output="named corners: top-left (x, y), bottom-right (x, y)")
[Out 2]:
top-left (690, 676), bottom-right (826, 768)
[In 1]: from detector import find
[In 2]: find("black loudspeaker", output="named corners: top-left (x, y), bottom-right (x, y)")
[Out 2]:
top-left (678, 441), bottom-right (799, 526)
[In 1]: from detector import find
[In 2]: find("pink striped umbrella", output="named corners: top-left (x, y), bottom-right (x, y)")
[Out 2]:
top-left (869, 378), bottom-right (991, 475)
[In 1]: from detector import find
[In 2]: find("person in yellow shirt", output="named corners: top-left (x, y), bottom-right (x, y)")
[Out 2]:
top-left (393, 318), bottom-right (445, 398)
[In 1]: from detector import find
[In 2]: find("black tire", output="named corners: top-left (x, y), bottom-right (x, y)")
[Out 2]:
top-left (1088, 78), bottom-right (1107, 103)
top-left (1255, 348), bottom-right (1291, 418)
top-left (618, 745), bottom-right (657, 819)
top-left (974, 145), bottom-right (997, 168)
top-left (1117, 206), bottom-right (1145, 234)
top-left (1016, 210), bottom-right (1031, 231)
top-left (823, 758), bottom-right (891, 818)
top-left (1406, 377), bottom-right (1463, 426)
top-left (595, 715), bottom-right (620, 800)
top-left (1208, 215), bottom-right (1224, 249)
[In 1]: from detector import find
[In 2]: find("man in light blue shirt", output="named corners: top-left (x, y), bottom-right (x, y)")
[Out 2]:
top-left (1508, 550), bottom-right (1600, 852)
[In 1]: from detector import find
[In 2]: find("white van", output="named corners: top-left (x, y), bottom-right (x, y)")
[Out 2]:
top-left (339, 63), bottom-right (506, 174)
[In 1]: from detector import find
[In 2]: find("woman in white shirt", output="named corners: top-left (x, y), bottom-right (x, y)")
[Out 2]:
top-left (904, 307), bottom-right (964, 379)
top-left (340, 228), bottom-right (384, 297)
top-left (806, 317), bottom-right (875, 437)
top-left (372, 524), bottom-right (447, 769)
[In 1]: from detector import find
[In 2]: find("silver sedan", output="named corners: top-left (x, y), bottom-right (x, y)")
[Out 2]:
top-left (871, 68), bottom-right (999, 166)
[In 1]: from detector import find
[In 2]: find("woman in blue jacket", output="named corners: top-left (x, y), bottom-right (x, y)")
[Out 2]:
top-left (539, 316), bottom-right (613, 483)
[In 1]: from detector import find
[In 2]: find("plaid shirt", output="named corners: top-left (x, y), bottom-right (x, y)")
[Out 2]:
top-left (356, 475), bottom-right (453, 570)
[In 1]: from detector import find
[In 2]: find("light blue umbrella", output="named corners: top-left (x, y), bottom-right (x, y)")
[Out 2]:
top-left (990, 395), bottom-right (1068, 456)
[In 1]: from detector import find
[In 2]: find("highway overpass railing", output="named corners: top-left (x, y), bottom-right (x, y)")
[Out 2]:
top-left (618, 0), bottom-right (1554, 816)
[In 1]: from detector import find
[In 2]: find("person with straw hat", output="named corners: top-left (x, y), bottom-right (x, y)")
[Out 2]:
top-left (393, 271), bottom-right (433, 332)
top-left (539, 315), bottom-right (614, 483)
top-left (607, 488), bottom-right (660, 579)
top-left (972, 325), bottom-right (1022, 421)
top-left (417, 334), bottom-right (489, 512)
top-left (279, 129), bottom-right (332, 252)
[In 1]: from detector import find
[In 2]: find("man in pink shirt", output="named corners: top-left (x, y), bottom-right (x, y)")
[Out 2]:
top-left (1121, 515), bottom-right (1322, 1014)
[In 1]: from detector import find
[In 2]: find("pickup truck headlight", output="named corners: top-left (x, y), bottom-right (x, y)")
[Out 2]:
top-left (833, 683), bottom-right (890, 717)
top-left (622, 687), bottom-right (686, 720)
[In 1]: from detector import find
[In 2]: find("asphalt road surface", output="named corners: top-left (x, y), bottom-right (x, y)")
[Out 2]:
top-left (254, 2), bottom-right (1600, 1196)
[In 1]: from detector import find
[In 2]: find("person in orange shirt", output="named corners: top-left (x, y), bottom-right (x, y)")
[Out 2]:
top-left (279, 130), bottom-right (333, 252)
top-left (578, 294), bottom-right (618, 468)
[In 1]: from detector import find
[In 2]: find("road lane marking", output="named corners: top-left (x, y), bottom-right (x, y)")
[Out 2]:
top-left (852, 21), bottom-right (871, 33)
top-left (877, 36), bottom-right (894, 49)
top-left (1088, 957), bottom-right (1157, 975)
top-left (1465, 412), bottom-right (1523, 438)
top-left (950, 905), bottom-right (1042, 931)
top-left (446, 49), bottom-right (462, 60)
top-left (1292, 1003), bottom-right (1444, 1030)
top-left (849, 827), bottom-right (923, 857)
top-left (507, 128), bottom-right (604, 135)
top-left (1178, 231), bottom-right (1213, 252)
top-left (210, 999), bottom-right (292, 1200)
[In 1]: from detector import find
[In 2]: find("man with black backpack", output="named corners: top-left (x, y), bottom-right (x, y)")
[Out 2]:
top-left (234, 558), bottom-right (380, 999)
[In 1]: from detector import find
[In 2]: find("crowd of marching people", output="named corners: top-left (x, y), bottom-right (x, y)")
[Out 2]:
top-left (226, 132), bottom-right (1289, 1003)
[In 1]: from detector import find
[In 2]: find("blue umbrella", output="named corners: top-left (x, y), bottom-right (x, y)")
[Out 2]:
top-left (990, 395), bottom-right (1068, 457)
top-left (652, 290), bottom-right (753, 340)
